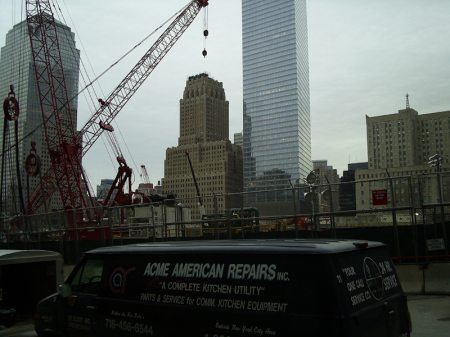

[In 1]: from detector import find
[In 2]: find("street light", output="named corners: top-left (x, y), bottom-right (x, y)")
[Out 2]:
top-left (306, 171), bottom-right (317, 185)
top-left (304, 171), bottom-right (319, 232)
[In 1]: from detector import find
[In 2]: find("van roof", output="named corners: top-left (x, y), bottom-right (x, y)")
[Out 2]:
top-left (85, 239), bottom-right (385, 256)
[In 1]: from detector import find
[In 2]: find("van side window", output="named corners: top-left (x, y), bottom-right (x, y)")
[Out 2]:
top-left (70, 259), bottom-right (104, 295)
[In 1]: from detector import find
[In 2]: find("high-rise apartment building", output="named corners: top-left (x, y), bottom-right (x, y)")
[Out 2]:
top-left (162, 74), bottom-right (243, 219)
top-left (242, 0), bottom-right (311, 202)
top-left (357, 106), bottom-right (450, 211)
top-left (0, 20), bottom-right (80, 214)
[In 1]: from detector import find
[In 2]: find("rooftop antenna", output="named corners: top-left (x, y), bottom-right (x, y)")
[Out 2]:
top-left (406, 93), bottom-right (410, 109)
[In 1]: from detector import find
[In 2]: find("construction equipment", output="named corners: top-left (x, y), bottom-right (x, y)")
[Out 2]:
top-left (202, 207), bottom-right (260, 235)
top-left (185, 151), bottom-right (205, 218)
top-left (137, 165), bottom-right (154, 197)
top-left (140, 165), bottom-right (151, 185)
top-left (24, 0), bottom-right (209, 222)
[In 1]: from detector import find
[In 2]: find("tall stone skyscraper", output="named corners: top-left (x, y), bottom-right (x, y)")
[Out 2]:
top-left (242, 0), bottom-right (311, 202)
top-left (0, 20), bottom-right (80, 214)
top-left (162, 73), bottom-right (243, 219)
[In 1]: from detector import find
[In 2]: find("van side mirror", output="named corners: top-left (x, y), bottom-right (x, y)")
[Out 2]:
top-left (59, 284), bottom-right (72, 298)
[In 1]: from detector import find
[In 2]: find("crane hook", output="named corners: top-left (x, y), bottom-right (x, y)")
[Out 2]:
top-left (3, 85), bottom-right (20, 121)
top-left (202, 49), bottom-right (207, 58)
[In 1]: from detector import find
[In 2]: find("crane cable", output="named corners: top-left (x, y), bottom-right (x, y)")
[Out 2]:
top-left (203, 4), bottom-right (208, 51)
top-left (52, 0), bottom-right (137, 187)
top-left (1, 0), bottom-right (195, 190)
top-left (50, 0), bottom-right (113, 199)
top-left (57, 0), bottom-right (107, 114)
top-left (67, 0), bottom-right (190, 105)
top-left (2, 0), bottom-right (27, 217)
top-left (50, 3), bottom-right (117, 184)
top-left (54, 0), bottom-right (190, 182)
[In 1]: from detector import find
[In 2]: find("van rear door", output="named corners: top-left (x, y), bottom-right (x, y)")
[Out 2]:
top-left (335, 246), bottom-right (409, 337)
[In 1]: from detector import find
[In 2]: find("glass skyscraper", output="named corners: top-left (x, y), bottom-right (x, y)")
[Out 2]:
top-left (242, 0), bottom-right (311, 202)
top-left (0, 19), bottom-right (80, 214)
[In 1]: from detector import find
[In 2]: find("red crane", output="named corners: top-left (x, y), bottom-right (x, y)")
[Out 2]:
top-left (25, 0), bottom-right (209, 219)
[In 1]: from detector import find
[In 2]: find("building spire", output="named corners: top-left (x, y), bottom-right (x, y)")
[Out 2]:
top-left (406, 93), bottom-right (410, 109)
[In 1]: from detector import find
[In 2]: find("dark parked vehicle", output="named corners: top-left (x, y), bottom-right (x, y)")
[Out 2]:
top-left (35, 239), bottom-right (412, 336)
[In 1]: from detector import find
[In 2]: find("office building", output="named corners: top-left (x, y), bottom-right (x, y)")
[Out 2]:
top-left (312, 160), bottom-right (340, 212)
top-left (96, 179), bottom-right (114, 201)
top-left (234, 132), bottom-right (243, 149)
top-left (339, 162), bottom-right (368, 213)
top-left (242, 0), bottom-right (311, 202)
top-left (0, 20), bottom-right (80, 214)
top-left (162, 74), bottom-right (243, 219)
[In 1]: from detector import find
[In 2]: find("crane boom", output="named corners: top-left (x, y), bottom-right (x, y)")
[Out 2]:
top-left (79, 1), bottom-right (207, 156)
top-left (185, 151), bottom-right (204, 218)
top-left (141, 165), bottom-right (151, 185)
top-left (25, 0), bottom-right (209, 214)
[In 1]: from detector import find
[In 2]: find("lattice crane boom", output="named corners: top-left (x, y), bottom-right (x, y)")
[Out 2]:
top-left (141, 165), bottom-right (151, 185)
top-left (26, 0), bottom-right (92, 215)
top-left (79, 0), bottom-right (208, 156)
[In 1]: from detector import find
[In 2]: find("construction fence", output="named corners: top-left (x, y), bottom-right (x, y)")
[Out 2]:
top-left (0, 171), bottom-right (449, 265)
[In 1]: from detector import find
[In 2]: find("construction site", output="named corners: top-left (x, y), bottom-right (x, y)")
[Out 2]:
top-left (0, 0), bottom-right (448, 264)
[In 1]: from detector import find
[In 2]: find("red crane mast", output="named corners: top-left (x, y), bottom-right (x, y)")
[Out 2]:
top-left (26, 0), bottom-right (90, 217)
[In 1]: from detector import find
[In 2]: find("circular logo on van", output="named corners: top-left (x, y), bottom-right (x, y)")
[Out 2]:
top-left (363, 257), bottom-right (384, 300)
top-left (109, 267), bottom-right (136, 294)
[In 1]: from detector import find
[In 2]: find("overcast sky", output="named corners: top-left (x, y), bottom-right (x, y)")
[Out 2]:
top-left (2, 0), bottom-right (450, 192)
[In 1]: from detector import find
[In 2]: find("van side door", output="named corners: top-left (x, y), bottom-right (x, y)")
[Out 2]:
top-left (56, 258), bottom-right (105, 337)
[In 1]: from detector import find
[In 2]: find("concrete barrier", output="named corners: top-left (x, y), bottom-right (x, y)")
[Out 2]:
top-left (424, 263), bottom-right (450, 294)
top-left (395, 263), bottom-right (450, 295)
top-left (395, 264), bottom-right (424, 294)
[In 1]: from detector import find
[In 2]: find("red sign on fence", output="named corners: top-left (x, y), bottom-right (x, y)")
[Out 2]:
top-left (372, 190), bottom-right (388, 205)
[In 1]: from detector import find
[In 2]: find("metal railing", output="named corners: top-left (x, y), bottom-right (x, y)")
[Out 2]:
top-left (1, 172), bottom-right (449, 264)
